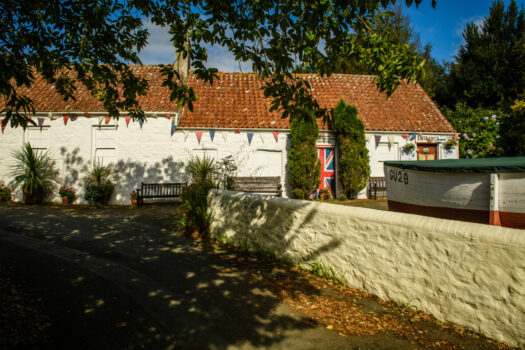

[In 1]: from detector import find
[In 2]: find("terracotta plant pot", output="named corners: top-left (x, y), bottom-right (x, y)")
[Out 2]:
top-left (131, 199), bottom-right (138, 206)
top-left (62, 196), bottom-right (70, 205)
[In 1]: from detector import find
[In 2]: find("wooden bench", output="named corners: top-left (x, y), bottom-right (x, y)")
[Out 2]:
top-left (136, 182), bottom-right (187, 208)
top-left (232, 176), bottom-right (282, 197)
top-left (367, 177), bottom-right (386, 200)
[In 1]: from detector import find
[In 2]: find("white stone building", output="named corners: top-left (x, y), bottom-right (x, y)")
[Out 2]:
top-left (0, 67), bottom-right (457, 203)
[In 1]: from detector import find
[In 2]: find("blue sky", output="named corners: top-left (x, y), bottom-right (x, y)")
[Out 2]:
top-left (138, 0), bottom-right (524, 70)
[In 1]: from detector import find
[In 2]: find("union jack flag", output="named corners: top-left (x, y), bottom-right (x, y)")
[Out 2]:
top-left (315, 147), bottom-right (335, 198)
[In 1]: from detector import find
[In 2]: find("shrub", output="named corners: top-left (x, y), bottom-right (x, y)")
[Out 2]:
top-left (216, 155), bottom-right (238, 190)
top-left (503, 100), bottom-right (525, 156)
top-left (179, 156), bottom-right (218, 237)
top-left (289, 116), bottom-right (321, 199)
top-left (84, 164), bottom-right (114, 207)
top-left (10, 143), bottom-right (57, 204)
top-left (332, 100), bottom-right (370, 199)
top-left (0, 184), bottom-right (12, 202)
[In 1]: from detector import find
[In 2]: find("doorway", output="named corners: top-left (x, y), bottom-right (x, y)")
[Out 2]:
top-left (417, 144), bottom-right (437, 160)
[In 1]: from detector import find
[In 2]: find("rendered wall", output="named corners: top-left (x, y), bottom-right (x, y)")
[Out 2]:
top-left (208, 189), bottom-right (525, 346)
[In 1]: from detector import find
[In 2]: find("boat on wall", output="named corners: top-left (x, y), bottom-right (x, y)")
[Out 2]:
top-left (384, 157), bottom-right (525, 229)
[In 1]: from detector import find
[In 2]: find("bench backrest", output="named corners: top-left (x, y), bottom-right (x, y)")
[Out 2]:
top-left (232, 176), bottom-right (282, 196)
top-left (141, 182), bottom-right (186, 198)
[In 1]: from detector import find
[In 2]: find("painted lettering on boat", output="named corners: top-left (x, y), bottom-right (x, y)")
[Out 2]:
top-left (389, 169), bottom-right (409, 185)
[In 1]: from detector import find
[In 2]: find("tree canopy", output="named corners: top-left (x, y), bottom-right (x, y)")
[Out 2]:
top-left (1, 0), bottom-right (435, 128)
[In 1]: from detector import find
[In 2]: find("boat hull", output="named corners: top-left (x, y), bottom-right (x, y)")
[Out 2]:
top-left (384, 166), bottom-right (525, 229)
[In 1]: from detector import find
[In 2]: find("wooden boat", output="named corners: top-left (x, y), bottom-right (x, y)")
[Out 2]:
top-left (384, 157), bottom-right (525, 229)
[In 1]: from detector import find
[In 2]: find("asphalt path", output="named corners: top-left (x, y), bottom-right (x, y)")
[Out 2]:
top-left (0, 204), bottom-right (366, 350)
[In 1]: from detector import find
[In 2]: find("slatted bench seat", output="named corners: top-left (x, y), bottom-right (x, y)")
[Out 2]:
top-left (136, 182), bottom-right (187, 207)
top-left (232, 176), bottom-right (282, 197)
top-left (367, 177), bottom-right (386, 200)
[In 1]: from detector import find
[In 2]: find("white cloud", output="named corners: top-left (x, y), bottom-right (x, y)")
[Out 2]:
top-left (138, 21), bottom-right (252, 72)
top-left (454, 15), bottom-right (485, 37)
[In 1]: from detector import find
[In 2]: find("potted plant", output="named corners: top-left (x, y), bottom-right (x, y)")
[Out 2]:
top-left (402, 143), bottom-right (416, 153)
top-left (0, 184), bottom-right (12, 202)
top-left (59, 186), bottom-right (76, 205)
top-left (84, 163), bottom-right (115, 207)
top-left (443, 139), bottom-right (457, 150)
top-left (130, 190), bottom-right (138, 206)
top-left (10, 143), bottom-right (57, 204)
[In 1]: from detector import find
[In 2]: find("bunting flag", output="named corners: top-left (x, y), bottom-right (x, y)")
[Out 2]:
top-left (165, 113), bottom-right (171, 119)
top-left (49, 115), bottom-right (58, 120)
top-left (196, 131), bottom-right (203, 143)
top-left (98, 117), bottom-right (104, 125)
top-left (387, 135), bottom-right (395, 147)
top-left (124, 115), bottom-right (131, 127)
top-left (401, 133), bottom-right (409, 139)
top-left (84, 112), bottom-right (90, 117)
top-left (38, 117), bottom-right (45, 127)
top-left (209, 130), bottom-right (215, 142)
top-left (105, 116), bottom-right (111, 125)
top-left (184, 130), bottom-right (190, 142)
top-left (259, 133), bottom-right (264, 144)
top-left (70, 114), bottom-right (78, 121)
top-left (247, 132), bottom-right (254, 145)
top-left (273, 131), bottom-right (279, 142)
top-left (409, 132), bottom-right (417, 141)
top-left (374, 135), bottom-right (381, 147)
top-left (26, 115), bottom-right (32, 120)
top-left (221, 132), bottom-right (229, 143)
top-left (63, 114), bottom-right (69, 125)
top-left (138, 119), bottom-right (144, 128)
top-left (235, 128), bottom-right (240, 134)
top-left (171, 122), bottom-right (177, 136)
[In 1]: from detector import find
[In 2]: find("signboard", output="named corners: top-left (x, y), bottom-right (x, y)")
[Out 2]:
top-left (317, 132), bottom-right (336, 146)
top-left (417, 135), bottom-right (449, 143)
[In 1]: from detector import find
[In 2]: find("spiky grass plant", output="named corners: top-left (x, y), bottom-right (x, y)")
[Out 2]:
top-left (10, 143), bottom-right (57, 204)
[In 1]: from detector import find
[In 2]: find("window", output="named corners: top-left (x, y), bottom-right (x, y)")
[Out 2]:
top-left (93, 126), bottom-right (117, 165)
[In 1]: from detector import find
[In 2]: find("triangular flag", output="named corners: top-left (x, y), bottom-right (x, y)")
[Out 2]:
top-left (105, 116), bottom-right (111, 125)
top-left (63, 114), bottom-right (69, 125)
top-left (273, 131), bottom-right (279, 142)
top-left (138, 119), bottom-right (144, 128)
top-left (409, 132), bottom-right (417, 141)
top-left (49, 115), bottom-right (58, 120)
top-left (387, 135), bottom-right (394, 146)
top-left (401, 133), bottom-right (409, 139)
top-left (209, 130), bottom-right (215, 142)
top-left (184, 130), bottom-right (189, 142)
top-left (125, 115), bottom-right (131, 127)
top-left (26, 115), bottom-right (31, 120)
top-left (70, 114), bottom-right (78, 121)
top-left (171, 123), bottom-right (177, 136)
top-left (84, 112), bottom-right (90, 117)
top-left (247, 132), bottom-right (254, 145)
top-left (196, 131), bottom-right (203, 143)
top-left (164, 113), bottom-right (171, 118)
top-left (38, 117), bottom-right (45, 127)
top-left (235, 128), bottom-right (240, 134)
top-left (374, 135), bottom-right (381, 147)
top-left (221, 132), bottom-right (229, 143)
top-left (98, 117), bottom-right (103, 125)
top-left (259, 133), bottom-right (264, 144)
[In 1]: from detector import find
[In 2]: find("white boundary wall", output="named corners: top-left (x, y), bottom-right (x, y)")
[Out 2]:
top-left (208, 189), bottom-right (525, 346)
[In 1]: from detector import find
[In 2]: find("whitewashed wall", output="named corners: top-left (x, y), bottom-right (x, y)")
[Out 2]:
top-left (0, 117), bottom-right (456, 203)
top-left (209, 190), bottom-right (525, 347)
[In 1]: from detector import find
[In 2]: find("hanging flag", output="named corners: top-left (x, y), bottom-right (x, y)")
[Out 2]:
top-left (165, 113), bottom-right (171, 119)
top-left (184, 130), bottom-right (190, 142)
top-left (235, 128), bottom-right (240, 134)
top-left (196, 131), bottom-right (203, 143)
top-left (170, 122), bottom-right (177, 136)
top-left (273, 131), bottom-right (279, 142)
top-left (387, 135), bottom-right (394, 146)
top-left (247, 132), bottom-right (254, 145)
top-left (105, 116), bottom-right (111, 125)
top-left (221, 132), bottom-right (229, 143)
top-left (138, 119), bottom-right (144, 128)
top-left (26, 115), bottom-right (32, 120)
top-left (63, 114), bottom-right (69, 125)
top-left (374, 135), bottom-right (381, 147)
top-left (409, 132), bottom-right (417, 141)
top-left (209, 130), bottom-right (215, 142)
top-left (70, 114), bottom-right (78, 121)
top-left (124, 115), bottom-right (131, 127)
top-left (401, 133), bottom-right (409, 139)
top-left (38, 117), bottom-right (45, 127)
top-left (84, 112), bottom-right (90, 117)
top-left (259, 133), bottom-right (264, 144)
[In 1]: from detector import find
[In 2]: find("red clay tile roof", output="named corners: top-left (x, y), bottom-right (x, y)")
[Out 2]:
top-left (2, 65), bottom-right (454, 133)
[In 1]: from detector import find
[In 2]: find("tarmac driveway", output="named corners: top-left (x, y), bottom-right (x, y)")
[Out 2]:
top-left (0, 204), bottom-right (368, 350)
